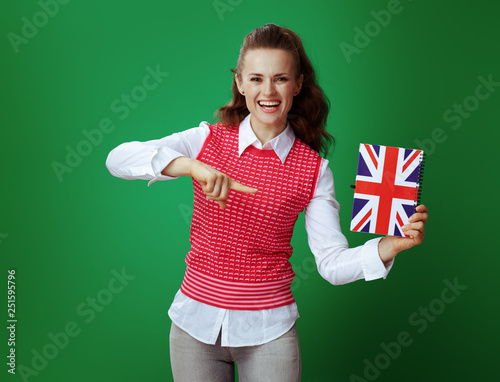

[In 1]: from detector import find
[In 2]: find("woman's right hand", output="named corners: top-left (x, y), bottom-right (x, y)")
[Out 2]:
top-left (189, 159), bottom-right (258, 209)
top-left (163, 157), bottom-right (258, 209)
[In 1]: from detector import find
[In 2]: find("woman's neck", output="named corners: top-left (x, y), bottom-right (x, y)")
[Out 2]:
top-left (249, 115), bottom-right (287, 145)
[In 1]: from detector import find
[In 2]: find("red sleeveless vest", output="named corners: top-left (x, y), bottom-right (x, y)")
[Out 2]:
top-left (180, 122), bottom-right (322, 310)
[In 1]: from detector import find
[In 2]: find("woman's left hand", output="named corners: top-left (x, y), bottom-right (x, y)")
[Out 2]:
top-left (378, 204), bottom-right (429, 263)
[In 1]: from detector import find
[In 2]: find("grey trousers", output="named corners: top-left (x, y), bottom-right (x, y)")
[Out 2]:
top-left (169, 322), bottom-right (301, 382)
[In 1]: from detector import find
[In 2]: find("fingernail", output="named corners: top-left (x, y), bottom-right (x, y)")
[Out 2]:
top-left (402, 225), bottom-right (408, 230)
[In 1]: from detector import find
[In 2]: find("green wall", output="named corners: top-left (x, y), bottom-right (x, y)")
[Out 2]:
top-left (1, 0), bottom-right (498, 381)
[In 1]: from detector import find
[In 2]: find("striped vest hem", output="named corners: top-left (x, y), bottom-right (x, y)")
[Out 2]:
top-left (180, 266), bottom-right (295, 310)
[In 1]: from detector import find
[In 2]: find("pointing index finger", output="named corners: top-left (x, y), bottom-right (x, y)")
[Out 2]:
top-left (229, 179), bottom-right (258, 194)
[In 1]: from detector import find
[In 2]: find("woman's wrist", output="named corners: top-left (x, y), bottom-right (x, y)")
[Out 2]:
top-left (378, 237), bottom-right (399, 264)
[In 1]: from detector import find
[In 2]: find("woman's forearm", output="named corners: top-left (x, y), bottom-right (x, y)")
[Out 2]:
top-left (161, 156), bottom-right (197, 177)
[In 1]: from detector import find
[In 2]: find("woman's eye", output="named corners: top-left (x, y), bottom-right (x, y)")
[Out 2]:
top-left (277, 77), bottom-right (289, 82)
top-left (250, 77), bottom-right (261, 82)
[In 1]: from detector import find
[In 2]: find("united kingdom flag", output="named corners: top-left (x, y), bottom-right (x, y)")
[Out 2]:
top-left (350, 143), bottom-right (424, 237)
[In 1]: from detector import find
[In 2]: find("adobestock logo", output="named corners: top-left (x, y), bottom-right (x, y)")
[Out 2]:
top-left (340, 0), bottom-right (408, 64)
top-left (290, 256), bottom-right (317, 292)
top-left (0, 233), bottom-right (9, 244)
top-left (51, 64), bottom-right (169, 182)
top-left (7, 0), bottom-right (72, 54)
top-left (349, 277), bottom-right (467, 382)
top-left (213, 0), bottom-right (243, 21)
top-left (178, 203), bottom-right (193, 226)
top-left (414, 73), bottom-right (499, 156)
top-left (17, 268), bottom-right (135, 382)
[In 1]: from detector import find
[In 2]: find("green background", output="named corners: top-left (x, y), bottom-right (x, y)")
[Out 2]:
top-left (1, 0), bottom-right (499, 381)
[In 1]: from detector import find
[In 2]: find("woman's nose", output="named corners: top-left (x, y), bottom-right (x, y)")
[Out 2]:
top-left (263, 80), bottom-right (276, 96)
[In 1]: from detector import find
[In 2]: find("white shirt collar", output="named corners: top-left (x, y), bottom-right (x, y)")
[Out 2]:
top-left (238, 113), bottom-right (296, 164)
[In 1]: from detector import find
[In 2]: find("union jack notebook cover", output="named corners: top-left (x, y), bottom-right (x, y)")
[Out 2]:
top-left (350, 143), bottom-right (424, 237)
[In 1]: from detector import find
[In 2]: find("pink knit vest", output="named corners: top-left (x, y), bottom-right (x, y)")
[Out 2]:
top-left (180, 122), bottom-right (322, 310)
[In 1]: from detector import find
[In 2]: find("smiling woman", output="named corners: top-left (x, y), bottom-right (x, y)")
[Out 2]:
top-left (233, 49), bottom-right (302, 144)
top-left (216, 23), bottom-right (334, 157)
top-left (105, 23), bottom-right (428, 382)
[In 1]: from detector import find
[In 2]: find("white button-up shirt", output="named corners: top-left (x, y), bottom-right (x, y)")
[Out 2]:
top-left (106, 113), bottom-right (395, 347)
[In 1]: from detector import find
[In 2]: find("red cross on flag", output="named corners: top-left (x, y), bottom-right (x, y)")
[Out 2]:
top-left (350, 143), bottom-right (424, 237)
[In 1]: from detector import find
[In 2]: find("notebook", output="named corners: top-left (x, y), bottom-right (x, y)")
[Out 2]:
top-left (350, 143), bottom-right (424, 237)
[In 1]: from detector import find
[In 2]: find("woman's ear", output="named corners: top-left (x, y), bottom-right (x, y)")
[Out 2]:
top-left (295, 74), bottom-right (304, 96)
top-left (235, 75), bottom-right (244, 95)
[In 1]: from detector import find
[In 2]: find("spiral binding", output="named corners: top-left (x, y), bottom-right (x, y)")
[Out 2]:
top-left (413, 151), bottom-right (426, 212)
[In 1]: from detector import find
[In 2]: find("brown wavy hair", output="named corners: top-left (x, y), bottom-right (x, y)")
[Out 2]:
top-left (214, 23), bottom-right (334, 157)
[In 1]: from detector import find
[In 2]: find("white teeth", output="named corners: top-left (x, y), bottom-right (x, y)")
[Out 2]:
top-left (258, 101), bottom-right (280, 106)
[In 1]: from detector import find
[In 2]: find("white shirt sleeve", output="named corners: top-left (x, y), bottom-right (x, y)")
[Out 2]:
top-left (105, 121), bottom-right (210, 186)
top-left (304, 157), bottom-right (395, 285)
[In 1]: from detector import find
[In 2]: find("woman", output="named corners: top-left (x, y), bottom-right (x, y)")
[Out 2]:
top-left (106, 23), bottom-right (428, 382)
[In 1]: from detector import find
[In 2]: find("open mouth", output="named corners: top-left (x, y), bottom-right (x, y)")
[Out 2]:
top-left (258, 100), bottom-right (281, 112)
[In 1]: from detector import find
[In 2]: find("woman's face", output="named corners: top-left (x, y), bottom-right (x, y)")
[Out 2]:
top-left (235, 48), bottom-right (303, 134)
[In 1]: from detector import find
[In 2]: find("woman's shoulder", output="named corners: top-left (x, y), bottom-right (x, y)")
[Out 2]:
top-left (205, 121), bottom-right (240, 138)
top-left (208, 121), bottom-right (240, 131)
top-left (177, 119), bottom-right (236, 137)
top-left (293, 136), bottom-right (322, 160)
